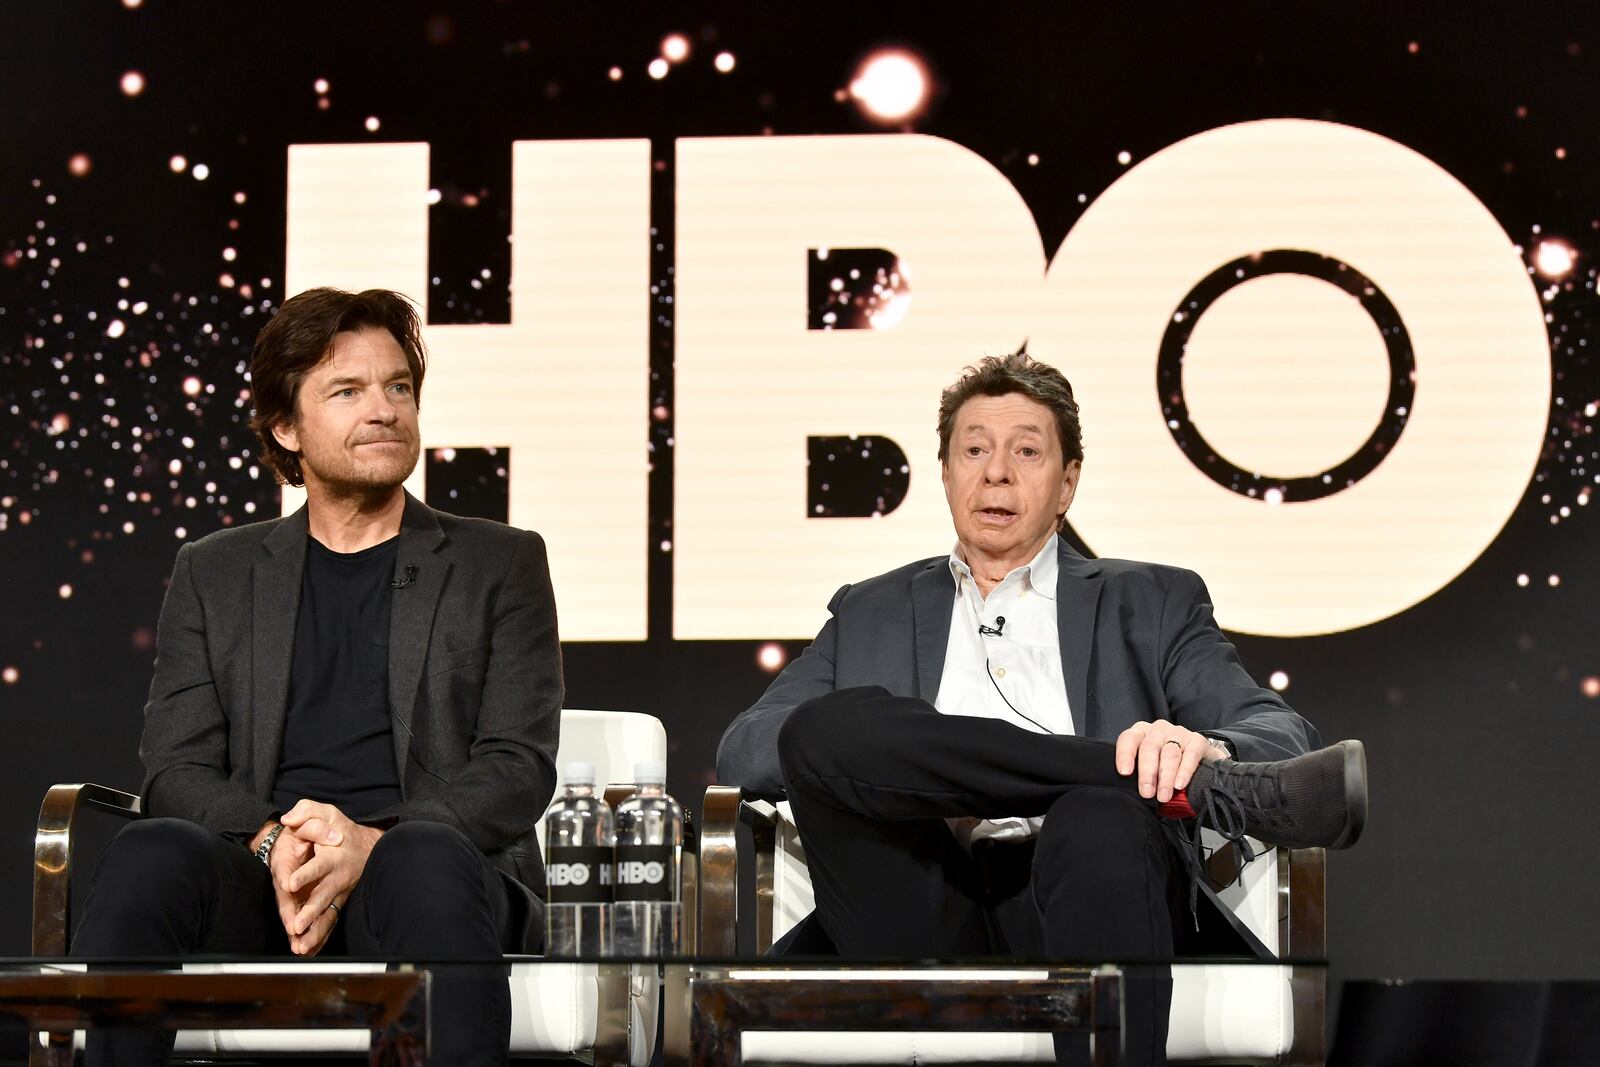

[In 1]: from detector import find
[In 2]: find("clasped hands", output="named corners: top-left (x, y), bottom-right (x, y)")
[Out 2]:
top-left (1114, 720), bottom-right (1226, 804)
top-left (248, 800), bottom-right (384, 956)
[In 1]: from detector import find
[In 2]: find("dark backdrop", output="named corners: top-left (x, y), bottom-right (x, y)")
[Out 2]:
top-left (2, 1), bottom-right (1598, 1000)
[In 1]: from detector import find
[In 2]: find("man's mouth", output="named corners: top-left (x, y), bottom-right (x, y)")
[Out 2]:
top-left (978, 507), bottom-right (1016, 519)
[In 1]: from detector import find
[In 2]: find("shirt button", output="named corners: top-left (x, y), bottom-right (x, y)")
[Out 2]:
top-left (995, 667), bottom-right (1007, 678)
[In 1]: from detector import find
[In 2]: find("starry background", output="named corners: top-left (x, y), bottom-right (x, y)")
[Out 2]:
top-left (2, 0), bottom-right (1598, 1007)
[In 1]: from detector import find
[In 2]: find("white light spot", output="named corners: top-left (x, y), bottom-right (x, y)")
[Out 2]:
top-left (168, 155), bottom-right (187, 173)
top-left (314, 77), bottom-right (330, 94)
top-left (1548, 574), bottom-right (1561, 587)
top-left (869, 291), bottom-right (912, 331)
top-left (364, 115), bottom-right (381, 132)
top-left (105, 319), bottom-right (126, 339)
top-left (182, 376), bottom-right (202, 396)
top-left (1268, 670), bottom-right (1290, 691)
top-left (647, 57), bottom-right (669, 79)
top-left (608, 65), bottom-right (623, 81)
top-left (1516, 573), bottom-right (1530, 587)
top-left (1117, 150), bottom-right (1132, 165)
top-left (1263, 487), bottom-right (1284, 505)
top-left (661, 34), bottom-right (690, 62)
top-left (1536, 239), bottom-right (1575, 279)
top-left (120, 70), bottom-right (145, 96)
top-left (167, 459), bottom-right (183, 475)
top-left (1, 667), bottom-right (17, 685)
top-left (714, 51), bottom-right (736, 73)
top-left (848, 49), bottom-right (930, 123)
top-left (58, 584), bottom-right (72, 599)
top-left (757, 643), bottom-right (786, 672)
top-left (426, 188), bottom-right (442, 205)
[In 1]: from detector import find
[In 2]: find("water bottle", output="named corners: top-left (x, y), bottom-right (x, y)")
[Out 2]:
top-left (544, 761), bottom-right (614, 957)
top-left (612, 760), bottom-right (683, 957)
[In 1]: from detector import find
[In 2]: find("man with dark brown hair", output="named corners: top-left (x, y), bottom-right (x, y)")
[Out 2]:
top-left (718, 352), bottom-right (1367, 1067)
top-left (73, 287), bottom-right (563, 1065)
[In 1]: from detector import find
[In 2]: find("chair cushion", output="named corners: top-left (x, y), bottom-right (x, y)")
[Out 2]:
top-left (738, 964), bottom-right (1293, 1063)
top-left (168, 959), bottom-right (656, 1063)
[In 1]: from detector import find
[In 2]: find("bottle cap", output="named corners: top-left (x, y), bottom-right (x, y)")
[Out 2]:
top-left (633, 759), bottom-right (666, 785)
top-left (564, 761), bottom-right (596, 786)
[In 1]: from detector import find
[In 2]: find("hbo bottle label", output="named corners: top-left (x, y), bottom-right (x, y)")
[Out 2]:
top-left (546, 845), bottom-right (614, 903)
top-left (614, 844), bottom-right (674, 902)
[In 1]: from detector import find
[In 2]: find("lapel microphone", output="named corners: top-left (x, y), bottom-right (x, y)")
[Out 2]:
top-left (390, 564), bottom-right (419, 590)
top-left (977, 616), bottom-right (1006, 637)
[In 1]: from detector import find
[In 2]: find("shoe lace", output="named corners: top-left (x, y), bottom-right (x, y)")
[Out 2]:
top-left (1172, 775), bottom-right (1259, 927)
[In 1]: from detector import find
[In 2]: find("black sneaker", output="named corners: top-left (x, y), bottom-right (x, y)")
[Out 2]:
top-left (1187, 739), bottom-right (1368, 851)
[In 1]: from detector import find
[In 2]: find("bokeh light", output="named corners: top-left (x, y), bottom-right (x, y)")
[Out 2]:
top-left (847, 49), bottom-right (931, 124)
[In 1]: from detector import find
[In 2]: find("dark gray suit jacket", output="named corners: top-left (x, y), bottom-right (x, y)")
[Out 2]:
top-left (717, 540), bottom-right (1319, 795)
top-left (139, 493), bottom-right (563, 942)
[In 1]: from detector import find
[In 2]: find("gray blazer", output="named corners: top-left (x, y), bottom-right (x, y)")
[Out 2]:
top-left (139, 493), bottom-right (563, 936)
top-left (717, 540), bottom-right (1319, 796)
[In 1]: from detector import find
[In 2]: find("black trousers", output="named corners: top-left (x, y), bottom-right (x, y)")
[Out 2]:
top-left (777, 687), bottom-right (1193, 1067)
top-left (71, 817), bottom-right (527, 1065)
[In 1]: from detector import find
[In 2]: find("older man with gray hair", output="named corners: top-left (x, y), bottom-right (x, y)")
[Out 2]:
top-left (717, 352), bottom-right (1366, 1067)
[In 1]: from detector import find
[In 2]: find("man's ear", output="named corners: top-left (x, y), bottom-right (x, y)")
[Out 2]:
top-left (271, 419), bottom-right (300, 456)
top-left (1058, 459), bottom-right (1082, 518)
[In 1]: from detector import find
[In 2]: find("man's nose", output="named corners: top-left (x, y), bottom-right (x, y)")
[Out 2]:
top-left (982, 452), bottom-right (1013, 484)
top-left (366, 388), bottom-right (399, 423)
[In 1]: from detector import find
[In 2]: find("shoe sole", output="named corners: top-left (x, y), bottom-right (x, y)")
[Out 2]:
top-left (1329, 739), bottom-right (1367, 849)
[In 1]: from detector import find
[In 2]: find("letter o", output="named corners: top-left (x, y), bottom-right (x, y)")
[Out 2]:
top-left (1033, 119), bottom-right (1549, 636)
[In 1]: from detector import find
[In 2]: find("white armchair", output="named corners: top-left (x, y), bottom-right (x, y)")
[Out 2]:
top-left (698, 787), bottom-right (1326, 1066)
top-left (32, 708), bottom-right (670, 1066)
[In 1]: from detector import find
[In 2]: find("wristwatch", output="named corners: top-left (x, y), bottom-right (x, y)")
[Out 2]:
top-left (254, 823), bottom-right (285, 867)
top-left (1203, 735), bottom-right (1235, 759)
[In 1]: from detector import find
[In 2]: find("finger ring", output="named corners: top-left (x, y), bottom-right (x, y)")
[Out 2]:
top-left (1163, 739), bottom-right (1182, 749)
top-left (326, 901), bottom-right (341, 917)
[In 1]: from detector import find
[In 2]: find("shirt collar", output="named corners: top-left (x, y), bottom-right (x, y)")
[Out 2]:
top-left (947, 534), bottom-right (1060, 601)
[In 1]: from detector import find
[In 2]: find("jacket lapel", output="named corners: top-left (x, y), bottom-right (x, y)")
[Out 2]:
top-left (252, 506), bottom-right (310, 798)
top-left (1056, 541), bottom-right (1104, 738)
top-left (911, 560), bottom-right (952, 702)
top-left (387, 494), bottom-right (449, 780)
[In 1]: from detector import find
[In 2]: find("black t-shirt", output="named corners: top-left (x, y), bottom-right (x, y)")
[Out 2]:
top-left (272, 535), bottom-right (404, 818)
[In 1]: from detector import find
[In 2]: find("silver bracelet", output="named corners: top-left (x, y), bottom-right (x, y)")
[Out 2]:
top-left (254, 823), bottom-right (285, 867)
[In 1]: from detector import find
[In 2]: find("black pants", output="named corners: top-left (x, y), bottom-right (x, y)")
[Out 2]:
top-left (71, 817), bottom-right (527, 1065)
top-left (777, 687), bottom-right (1192, 1067)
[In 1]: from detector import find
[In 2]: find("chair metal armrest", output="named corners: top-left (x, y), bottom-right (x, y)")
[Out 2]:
top-left (1280, 846), bottom-right (1327, 1067)
top-left (34, 783), bottom-right (142, 957)
top-left (697, 786), bottom-right (741, 956)
top-left (698, 786), bottom-right (785, 957)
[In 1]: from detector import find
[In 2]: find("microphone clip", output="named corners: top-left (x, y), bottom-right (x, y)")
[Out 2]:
top-left (391, 564), bottom-right (419, 590)
top-left (977, 615), bottom-right (1006, 637)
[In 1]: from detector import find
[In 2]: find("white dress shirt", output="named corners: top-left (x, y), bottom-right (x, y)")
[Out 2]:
top-left (934, 534), bottom-right (1075, 845)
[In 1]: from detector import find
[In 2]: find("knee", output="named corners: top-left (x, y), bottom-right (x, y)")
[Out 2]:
top-left (777, 685), bottom-right (890, 783)
top-left (84, 819), bottom-right (220, 927)
top-left (364, 822), bottom-right (485, 902)
top-left (90, 818), bottom-right (217, 910)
